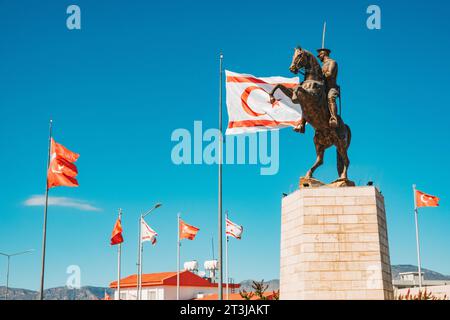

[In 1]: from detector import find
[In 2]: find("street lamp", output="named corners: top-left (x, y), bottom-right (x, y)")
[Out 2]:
top-left (0, 250), bottom-right (34, 300)
top-left (136, 203), bottom-right (162, 300)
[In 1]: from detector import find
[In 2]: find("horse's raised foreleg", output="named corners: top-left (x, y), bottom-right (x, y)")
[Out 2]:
top-left (305, 142), bottom-right (325, 179)
top-left (269, 84), bottom-right (306, 133)
top-left (268, 84), bottom-right (293, 104)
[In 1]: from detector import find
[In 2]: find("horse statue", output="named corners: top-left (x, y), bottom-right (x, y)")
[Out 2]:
top-left (269, 47), bottom-right (353, 186)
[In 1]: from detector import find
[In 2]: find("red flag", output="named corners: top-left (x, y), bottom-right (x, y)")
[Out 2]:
top-left (51, 138), bottom-right (79, 163)
top-left (179, 219), bottom-right (199, 240)
top-left (47, 138), bottom-right (79, 189)
top-left (111, 218), bottom-right (124, 245)
top-left (50, 157), bottom-right (78, 177)
top-left (416, 190), bottom-right (440, 208)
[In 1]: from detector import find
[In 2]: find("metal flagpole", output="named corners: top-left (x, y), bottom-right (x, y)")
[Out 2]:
top-left (6, 256), bottom-right (10, 300)
top-left (139, 217), bottom-right (144, 300)
top-left (39, 119), bottom-right (53, 300)
top-left (177, 213), bottom-right (181, 300)
top-left (413, 184), bottom-right (423, 289)
top-left (218, 51), bottom-right (224, 300)
top-left (138, 215), bottom-right (145, 300)
top-left (117, 209), bottom-right (122, 300)
top-left (136, 215), bottom-right (141, 300)
top-left (225, 212), bottom-right (229, 300)
top-left (211, 236), bottom-right (215, 260)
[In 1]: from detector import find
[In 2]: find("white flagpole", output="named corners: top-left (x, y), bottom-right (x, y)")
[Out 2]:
top-left (413, 184), bottom-right (423, 289)
top-left (322, 21), bottom-right (327, 48)
top-left (117, 208), bottom-right (122, 300)
top-left (225, 212), bottom-right (229, 300)
top-left (218, 52), bottom-right (224, 300)
top-left (177, 213), bottom-right (181, 300)
top-left (136, 216), bottom-right (141, 300)
top-left (139, 216), bottom-right (144, 299)
top-left (39, 119), bottom-right (53, 300)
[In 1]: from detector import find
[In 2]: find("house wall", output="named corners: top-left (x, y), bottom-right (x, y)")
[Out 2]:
top-left (114, 286), bottom-right (218, 300)
top-left (163, 285), bottom-right (218, 300)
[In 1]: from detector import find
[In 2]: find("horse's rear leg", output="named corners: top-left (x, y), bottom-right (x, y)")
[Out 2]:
top-left (336, 144), bottom-right (350, 180)
top-left (305, 144), bottom-right (325, 179)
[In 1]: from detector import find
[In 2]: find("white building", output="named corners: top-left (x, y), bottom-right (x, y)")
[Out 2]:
top-left (110, 270), bottom-right (239, 300)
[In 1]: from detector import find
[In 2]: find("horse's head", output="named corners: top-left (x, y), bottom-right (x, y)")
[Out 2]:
top-left (290, 46), bottom-right (308, 74)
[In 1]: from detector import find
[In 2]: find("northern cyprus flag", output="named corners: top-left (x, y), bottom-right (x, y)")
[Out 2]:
top-left (226, 217), bottom-right (243, 240)
top-left (225, 70), bottom-right (302, 135)
top-left (141, 218), bottom-right (158, 245)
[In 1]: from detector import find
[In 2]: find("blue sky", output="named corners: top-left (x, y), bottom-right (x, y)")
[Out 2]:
top-left (0, 0), bottom-right (449, 290)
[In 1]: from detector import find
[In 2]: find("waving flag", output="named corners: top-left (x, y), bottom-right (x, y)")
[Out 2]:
top-left (141, 218), bottom-right (158, 245)
top-left (225, 70), bottom-right (301, 135)
top-left (226, 217), bottom-right (243, 240)
top-left (416, 189), bottom-right (440, 208)
top-left (179, 219), bottom-right (199, 240)
top-left (110, 217), bottom-right (124, 245)
top-left (47, 138), bottom-right (79, 189)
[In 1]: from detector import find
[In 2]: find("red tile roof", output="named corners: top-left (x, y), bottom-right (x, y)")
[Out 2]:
top-left (110, 270), bottom-right (240, 289)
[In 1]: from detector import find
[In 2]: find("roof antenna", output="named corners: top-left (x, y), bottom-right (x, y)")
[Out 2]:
top-left (211, 235), bottom-right (215, 260)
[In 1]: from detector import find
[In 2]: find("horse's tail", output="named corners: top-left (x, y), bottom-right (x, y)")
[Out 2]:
top-left (337, 124), bottom-right (351, 177)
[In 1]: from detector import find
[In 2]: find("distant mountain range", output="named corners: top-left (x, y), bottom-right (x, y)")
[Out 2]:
top-left (238, 279), bottom-right (280, 292)
top-left (391, 264), bottom-right (450, 281)
top-left (0, 286), bottom-right (113, 300)
top-left (1, 265), bottom-right (449, 300)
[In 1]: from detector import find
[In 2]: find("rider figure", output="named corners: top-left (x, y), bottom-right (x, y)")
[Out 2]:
top-left (317, 48), bottom-right (339, 128)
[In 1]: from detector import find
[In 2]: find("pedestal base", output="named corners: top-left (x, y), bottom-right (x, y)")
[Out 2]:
top-left (280, 186), bottom-right (393, 300)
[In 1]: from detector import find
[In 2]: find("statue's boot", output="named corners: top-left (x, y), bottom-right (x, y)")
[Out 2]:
top-left (328, 99), bottom-right (338, 128)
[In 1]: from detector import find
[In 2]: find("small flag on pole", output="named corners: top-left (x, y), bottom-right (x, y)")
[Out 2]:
top-left (415, 189), bottom-right (440, 208)
top-left (179, 219), bottom-right (199, 240)
top-left (110, 217), bottom-right (124, 245)
top-left (226, 217), bottom-right (243, 240)
top-left (47, 138), bottom-right (80, 189)
top-left (141, 218), bottom-right (158, 245)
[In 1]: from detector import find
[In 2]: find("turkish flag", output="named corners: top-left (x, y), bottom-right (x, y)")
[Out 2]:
top-left (47, 139), bottom-right (79, 189)
top-left (179, 219), bottom-right (199, 240)
top-left (47, 164), bottom-right (79, 188)
top-left (50, 157), bottom-right (78, 177)
top-left (416, 190), bottom-right (440, 208)
top-left (111, 218), bottom-right (124, 245)
top-left (51, 138), bottom-right (79, 163)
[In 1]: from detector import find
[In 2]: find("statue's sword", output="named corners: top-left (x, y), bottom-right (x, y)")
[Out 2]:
top-left (322, 21), bottom-right (327, 48)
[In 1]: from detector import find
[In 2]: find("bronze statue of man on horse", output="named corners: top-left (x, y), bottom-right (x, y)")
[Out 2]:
top-left (269, 45), bottom-right (353, 186)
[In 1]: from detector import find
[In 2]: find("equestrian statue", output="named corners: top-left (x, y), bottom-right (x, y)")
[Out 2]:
top-left (269, 44), bottom-right (354, 187)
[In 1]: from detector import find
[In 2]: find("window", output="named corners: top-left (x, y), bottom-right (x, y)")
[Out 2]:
top-left (148, 290), bottom-right (157, 300)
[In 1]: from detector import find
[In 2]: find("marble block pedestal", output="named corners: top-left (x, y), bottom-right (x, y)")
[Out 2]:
top-left (280, 186), bottom-right (394, 300)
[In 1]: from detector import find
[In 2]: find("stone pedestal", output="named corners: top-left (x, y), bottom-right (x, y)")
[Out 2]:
top-left (280, 186), bottom-right (393, 300)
